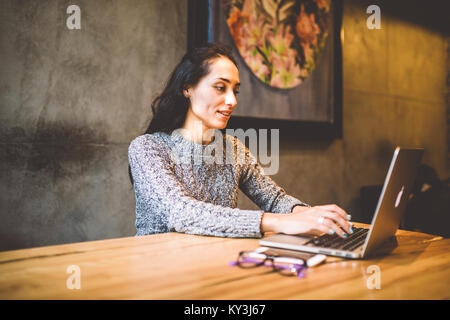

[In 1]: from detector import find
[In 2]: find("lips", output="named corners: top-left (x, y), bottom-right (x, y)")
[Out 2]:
top-left (215, 107), bottom-right (234, 123)
top-left (217, 109), bottom-right (233, 118)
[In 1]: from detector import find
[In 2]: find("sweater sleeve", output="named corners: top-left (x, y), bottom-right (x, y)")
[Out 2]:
top-left (128, 135), bottom-right (264, 238)
top-left (237, 138), bottom-right (310, 213)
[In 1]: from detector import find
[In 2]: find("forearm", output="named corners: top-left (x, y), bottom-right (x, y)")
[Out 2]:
top-left (240, 165), bottom-right (309, 213)
top-left (168, 198), bottom-right (264, 238)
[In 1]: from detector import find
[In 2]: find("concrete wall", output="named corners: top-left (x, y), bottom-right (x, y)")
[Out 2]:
top-left (0, 0), bottom-right (448, 251)
top-left (0, 0), bottom-right (187, 250)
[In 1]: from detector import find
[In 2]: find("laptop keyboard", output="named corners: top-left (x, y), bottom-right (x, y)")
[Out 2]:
top-left (305, 227), bottom-right (369, 251)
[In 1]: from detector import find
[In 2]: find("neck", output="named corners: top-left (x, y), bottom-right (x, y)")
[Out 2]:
top-left (181, 117), bottom-right (215, 145)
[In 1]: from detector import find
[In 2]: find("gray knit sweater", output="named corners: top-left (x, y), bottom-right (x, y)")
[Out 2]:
top-left (128, 129), bottom-right (308, 238)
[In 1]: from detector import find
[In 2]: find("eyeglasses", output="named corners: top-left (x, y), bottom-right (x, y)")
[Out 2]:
top-left (229, 250), bottom-right (307, 278)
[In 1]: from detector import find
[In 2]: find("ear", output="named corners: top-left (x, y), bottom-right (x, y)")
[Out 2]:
top-left (183, 87), bottom-right (191, 99)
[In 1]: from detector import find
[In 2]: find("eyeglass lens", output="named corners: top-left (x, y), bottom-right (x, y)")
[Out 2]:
top-left (237, 251), bottom-right (306, 277)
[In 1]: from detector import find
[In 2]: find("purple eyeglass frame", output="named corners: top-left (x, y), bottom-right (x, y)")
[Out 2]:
top-left (229, 251), bottom-right (307, 278)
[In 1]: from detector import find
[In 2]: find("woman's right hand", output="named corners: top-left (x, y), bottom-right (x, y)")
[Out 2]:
top-left (261, 204), bottom-right (354, 238)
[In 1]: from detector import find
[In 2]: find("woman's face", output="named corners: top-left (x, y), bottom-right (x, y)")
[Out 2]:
top-left (184, 56), bottom-right (240, 132)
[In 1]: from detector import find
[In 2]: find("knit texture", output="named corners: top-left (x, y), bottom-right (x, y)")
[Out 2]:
top-left (128, 129), bottom-right (309, 238)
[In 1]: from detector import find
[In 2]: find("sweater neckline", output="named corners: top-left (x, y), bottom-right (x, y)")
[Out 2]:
top-left (169, 129), bottom-right (221, 149)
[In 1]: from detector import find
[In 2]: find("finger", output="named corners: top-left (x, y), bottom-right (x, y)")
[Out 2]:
top-left (318, 212), bottom-right (353, 235)
top-left (320, 217), bottom-right (350, 238)
top-left (318, 204), bottom-right (349, 219)
top-left (313, 222), bottom-right (335, 236)
top-left (318, 204), bottom-right (351, 221)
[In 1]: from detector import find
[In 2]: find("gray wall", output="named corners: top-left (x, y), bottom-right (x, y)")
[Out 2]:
top-left (1, 0), bottom-right (448, 251)
top-left (0, 0), bottom-right (187, 250)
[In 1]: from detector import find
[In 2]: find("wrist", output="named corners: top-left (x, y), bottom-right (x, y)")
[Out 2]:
top-left (292, 205), bottom-right (309, 213)
top-left (261, 212), bottom-right (283, 233)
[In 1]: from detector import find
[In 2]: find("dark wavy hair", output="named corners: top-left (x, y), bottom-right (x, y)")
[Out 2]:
top-left (128, 42), bottom-right (238, 185)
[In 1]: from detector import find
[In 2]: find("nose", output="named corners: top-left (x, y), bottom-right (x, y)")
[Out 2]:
top-left (225, 89), bottom-right (237, 108)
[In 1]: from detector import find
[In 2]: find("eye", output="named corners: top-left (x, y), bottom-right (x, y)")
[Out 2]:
top-left (234, 89), bottom-right (240, 95)
top-left (215, 86), bottom-right (226, 92)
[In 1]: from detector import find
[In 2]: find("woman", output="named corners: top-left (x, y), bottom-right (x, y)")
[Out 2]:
top-left (128, 43), bottom-right (353, 238)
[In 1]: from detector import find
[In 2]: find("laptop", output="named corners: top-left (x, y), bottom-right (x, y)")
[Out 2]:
top-left (259, 147), bottom-right (424, 259)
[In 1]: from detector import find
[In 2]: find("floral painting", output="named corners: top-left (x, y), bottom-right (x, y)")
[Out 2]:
top-left (226, 0), bottom-right (331, 89)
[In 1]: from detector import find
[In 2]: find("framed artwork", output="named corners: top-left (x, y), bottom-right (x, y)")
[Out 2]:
top-left (188, 0), bottom-right (342, 139)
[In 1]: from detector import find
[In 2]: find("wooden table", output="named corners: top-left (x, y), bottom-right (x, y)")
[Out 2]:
top-left (0, 223), bottom-right (449, 299)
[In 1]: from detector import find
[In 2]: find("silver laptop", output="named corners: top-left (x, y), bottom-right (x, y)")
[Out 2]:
top-left (259, 147), bottom-right (424, 259)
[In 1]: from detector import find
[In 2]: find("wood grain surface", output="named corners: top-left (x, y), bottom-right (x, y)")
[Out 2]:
top-left (0, 223), bottom-right (449, 299)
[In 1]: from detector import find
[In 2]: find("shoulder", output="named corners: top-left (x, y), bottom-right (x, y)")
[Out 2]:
top-left (128, 132), bottom-right (170, 156)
